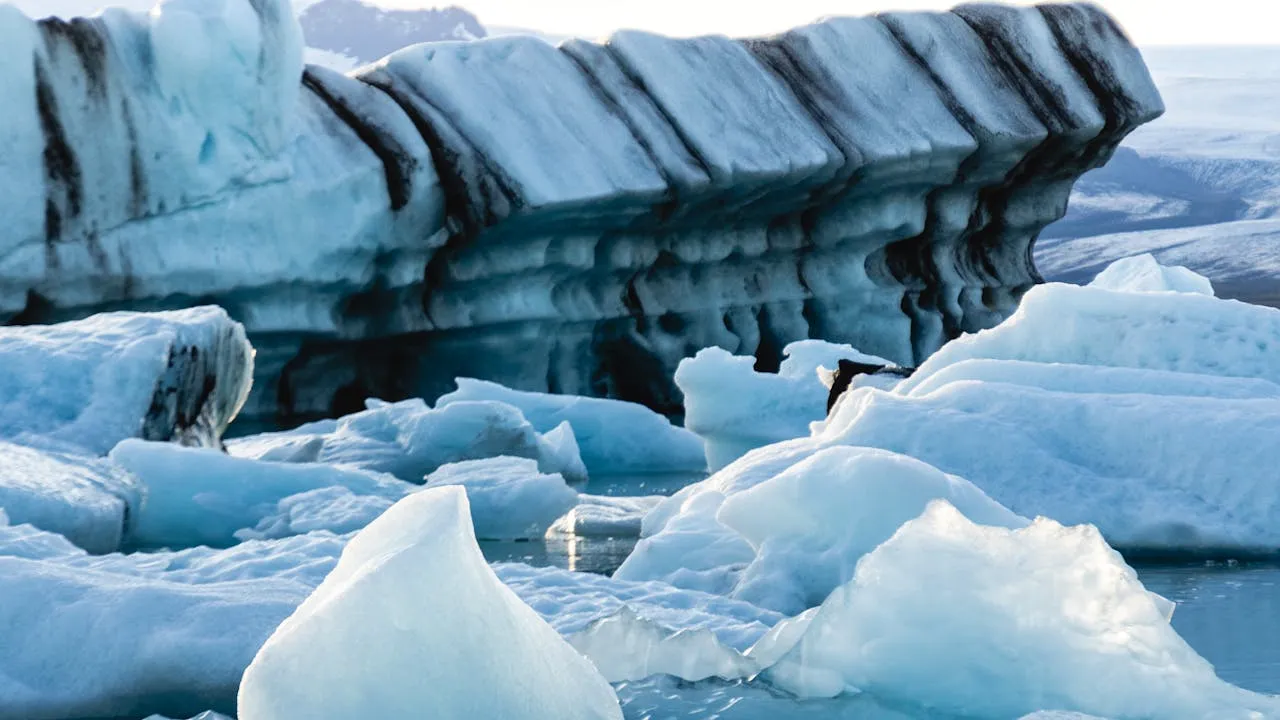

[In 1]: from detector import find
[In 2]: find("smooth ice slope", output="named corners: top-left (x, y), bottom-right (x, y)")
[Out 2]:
top-left (0, 0), bottom-right (1161, 423)
top-left (238, 487), bottom-right (624, 720)
top-left (110, 440), bottom-right (412, 548)
top-left (436, 379), bottom-right (706, 475)
top-left (677, 341), bottom-right (891, 471)
top-left (765, 502), bottom-right (1280, 718)
top-left (718, 446), bottom-right (1027, 614)
top-left (0, 441), bottom-right (138, 553)
top-left (0, 307), bottom-right (252, 454)
top-left (424, 457), bottom-right (579, 540)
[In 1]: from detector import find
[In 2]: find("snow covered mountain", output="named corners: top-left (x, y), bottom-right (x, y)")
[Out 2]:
top-left (299, 0), bottom-right (486, 65)
top-left (0, 0), bottom-right (1161, 428)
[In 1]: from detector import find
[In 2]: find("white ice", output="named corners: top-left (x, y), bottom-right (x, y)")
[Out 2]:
top-left (0, 517), bottom-right (343, 720)
top-left (1087, 253), bottom-right (1215, 295)
top-left (549, 494), bottom-right (663, 538)
top-left (0, 307), bottom-right (252, 455)
top-left (568, 607), bottom-right (759, 683)
top-left (764, 501), bottom-right (1280, 719)
top-left (424, 457), bottom-right (579, 540)
top-left (231, 398), bottom-right (588, 484)
top-left (111, 439), bottom-right (412, 549)
top-left (718, 446), bottom-right (1027, 614)
top-left (238, 487), bottom-right (624, 720)
top-left (436, 378), bottom-right (706, 476)
top-left (677, 340), bottom-right (891, 471)
top-left (0, 440), bottom-right (138, 553)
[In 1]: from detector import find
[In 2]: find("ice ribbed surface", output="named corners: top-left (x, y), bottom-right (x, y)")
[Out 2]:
top-left (0, 306), bottom-right (252, 454)
top-left (0, 1), bottom-right (1160, 423)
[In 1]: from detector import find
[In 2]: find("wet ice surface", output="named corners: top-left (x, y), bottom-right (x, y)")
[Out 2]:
top-left (480, 472), bottom-right (701, 575)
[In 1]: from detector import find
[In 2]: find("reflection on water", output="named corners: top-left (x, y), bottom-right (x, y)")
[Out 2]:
top-left (1138, 562), bottom-right (1280, 695)
top-left (481, 535), bottom-right (639, 576)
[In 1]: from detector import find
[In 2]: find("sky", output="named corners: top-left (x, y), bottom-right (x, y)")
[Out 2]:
top-left (386, 0), bottom-right (1280, 46)
top-left (10, 0), bottom-right (1280, 47)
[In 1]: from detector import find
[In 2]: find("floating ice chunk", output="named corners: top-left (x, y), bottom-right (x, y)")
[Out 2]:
top-left (614, 489), bottom-right (758, 595)
top-left (539, 420), bottom-right (590, 485)
top-left (424, 457), bottom-right (578, 540)
top-left (550, 495), bottom-right (664, 538)
top-left (111, 440), bottom-right (412, 549)
top-left (718, 446), bottom-right (1027, 614)
top-left (898, 282), bottom-right (1280, 396)
top-left (436, 378), bottom-right (706, 475)
top-left (0, 307), bottom-right (253, 455)
top-left (282, 398), bottom-right (590, 484)
top-left (765, 502), bottom-right (1280, 718)
top-left (234, 486), bottom-right (398, 541)
top-left (1088, 253), bottom-right (1215, 296)
top-left (677, 342), bottom-right (891, 471)
top-left (0, 521), bottom-right (341, 720)
top-left (0, 441), bottom-right (139, 553)
top-left (238, 487), bottom-right (624, 720)
top-left (568, 607), bottom-right (759, 683)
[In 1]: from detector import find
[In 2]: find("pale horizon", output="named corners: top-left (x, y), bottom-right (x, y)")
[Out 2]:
top-left (6, 0), bottom-right (1280, 47)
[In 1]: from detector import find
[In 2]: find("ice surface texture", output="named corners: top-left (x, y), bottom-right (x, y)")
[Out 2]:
top-left (626, 271), bottom-right (1280, 606)
top-left (238, 486), bottom-right (624, 720)
top-left (0, 1), bottom-right (1161, 423)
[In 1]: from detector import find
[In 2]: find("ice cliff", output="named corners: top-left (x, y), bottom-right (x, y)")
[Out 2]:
top-left (0, 0), bottom-right (1162, 426)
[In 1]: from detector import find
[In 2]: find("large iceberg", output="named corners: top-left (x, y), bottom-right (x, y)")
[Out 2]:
top-left (630, 265), bottom-right (1280, 576)
top-left (0, 0), bottom-right (1161, 424)
top-left (238, 487), bottom-right (624, 720)
top-left (764, 502), bottom-right (1280, 718)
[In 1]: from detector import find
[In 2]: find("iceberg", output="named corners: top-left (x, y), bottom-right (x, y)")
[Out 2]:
top-left (424, 457), bottom-right (579, 540)
top-left (111, 440), bottom-right (412, 549)
top-left (231, 397), bottom-right (588, 484)
top-left (0, 440), bottom-right (138, 553)
top-left (436, 378), bottom-right (706, 475)
top-left (676, 341), bottom-right (893, 471)
top-left (0, 516), bottom-right (343, 720)
top-left (238, 487), bottom-right (624, 720)
top-left (0, 307), bottom-right (252, 454)
top-left (549, 494), bottom-right (664, 538)
top-left (234, 486), bottom-right (398, 541)
top-left (0, 0), bottom-right (1161, 424)
top-left (629, 261), bottom-right (1280, 591)
top-left (764, 502), bottom-right (1280, 719)
top-left (718, 446), bottom-right (1027, 614)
